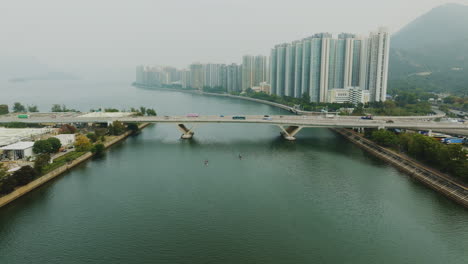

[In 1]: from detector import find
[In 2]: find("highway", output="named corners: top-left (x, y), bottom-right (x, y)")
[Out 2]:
top-left (0, 113), bottom-right (467, 131)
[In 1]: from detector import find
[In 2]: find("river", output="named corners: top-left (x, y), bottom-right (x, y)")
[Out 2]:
top-left (0, 79), bottom-right (467, 264)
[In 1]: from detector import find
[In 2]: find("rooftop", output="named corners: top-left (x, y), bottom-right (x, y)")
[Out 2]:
top-left (0, 141), bottom-right (35, 150)
top-left (0, 128), bottom-right (54, 147)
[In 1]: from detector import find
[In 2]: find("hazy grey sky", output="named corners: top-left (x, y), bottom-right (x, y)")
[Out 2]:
top-left (2, 0), bottom-right (468, 71)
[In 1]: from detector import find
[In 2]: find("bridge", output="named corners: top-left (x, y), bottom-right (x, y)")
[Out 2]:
top-left (1, 112), bottom-right (467, 141)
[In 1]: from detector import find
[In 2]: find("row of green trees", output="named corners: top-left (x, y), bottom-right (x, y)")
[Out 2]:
top-left (0, 103), bottom-right (39, 114)
top-left (203, 86), bottom-right (227, 94)
top-left (369, 130), bottom-right (468, 180)
top-left (2, 102), bottom-right (159, 116)
top-left (0, 152), bottom-right (87, 195)
top-left (51, 104), bottom-right (78, 112)
top-left (130, 107), bottom-right (157, 116)
top-left (89, 106), bottom-right (157, 116)
top-left (0, 154), bottom-right (52, 194)
top-left (0, 103), bottom-right (83, 114)
top-left (241, 90), bottom-right (355, 112)
top-left (352, 101), bottom-right (433, 116)
top-left (0, 165), bottom-right (37, 195)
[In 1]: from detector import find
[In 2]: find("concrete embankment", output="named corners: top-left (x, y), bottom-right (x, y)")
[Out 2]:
top-left (0, 123), bottom-right (150, 208)
top-left (332, 128), bottom-right (468, 208)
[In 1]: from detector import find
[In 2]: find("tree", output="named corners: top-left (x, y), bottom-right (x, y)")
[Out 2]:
top-left (371, 130), bottom-right (399, 147)
top-left (59, 124), bottom-right (77, 134)
top-left (51, 104), bottom-right (62, 112)
top-left (94, 128), bottom-right (108, 137)
top-left (33, 140), bottom-right (53, 154)
top-left (352, 103), bottom-right (365, 116)
top-left (91, 143), bottom-right (105, 156)
top-left (301, 92), bottom-right (311, 104)
top-left (34, 154), bottom-right (51, 174)
top-left (86, 132), bottom-right (98, 143)
top-left (47, 137), bottom-right (62, 153)
top-left (108, 121), bottom-right (126, 136)
top-left (51, 104), bottom-right (76, 112)
top-left (0, 175), bottom-right (17, 194)
top-left (127, 123), bottom-right (139, 133)
top-left (13, 166), bottom-right (36, 186)
top-left (104, 108), bottom-right (119, 112)
top-left (75, 135), bottom-right (92, 152)
top-left (0, 163), bottom-right (7, 179)
top-left (27, 105), bottom-right (39, 112)
top-left (13, 102), bottom-right (26, 112)
top-left (0, 104), bottom-right (9, 115)
top-left (146, 108), bottom-right (157, 116)
top-left (139, 106), bottom-right (147, 116)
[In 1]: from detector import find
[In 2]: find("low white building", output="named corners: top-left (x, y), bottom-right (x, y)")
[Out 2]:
top-left (327, 87), bottom-right (370, 105)
top-left (252, 82), bottom-right (271, 94)
top-left (0, 141), bottom-right (35, 161)
top-left (54, 134), bottom-right (76, 147)
top-left (327, 89), bottom-right (350, 104)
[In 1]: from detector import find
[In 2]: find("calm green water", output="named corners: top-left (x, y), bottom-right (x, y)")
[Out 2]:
top-left (0, 80), bottom-right (467, 264)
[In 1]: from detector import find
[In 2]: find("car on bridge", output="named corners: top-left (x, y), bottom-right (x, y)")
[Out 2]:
top-left (232, 116), bottom-right (246, 120)
top-left (186, 113), bottom-right (199, 117)
top-left (361, 115), bottom-right (373, 120)
top-left (263, 117), bottom-right (273, 121)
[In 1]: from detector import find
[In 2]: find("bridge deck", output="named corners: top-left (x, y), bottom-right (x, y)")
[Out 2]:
top-left (0, 113), bottom-right (467, 130)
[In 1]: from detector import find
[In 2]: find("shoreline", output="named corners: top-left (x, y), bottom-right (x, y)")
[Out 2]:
top-left (0, 123), bottom-right (150, 208)
top-left (133, 84), bottom-right (313, 115)
top-left (133, 84), bottom-right (446, 119)
top-left (332, 128), bottom-right (468, 208)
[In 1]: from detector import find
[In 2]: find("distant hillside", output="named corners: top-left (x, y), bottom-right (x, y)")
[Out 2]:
top-left (0, 56), bottom-right (80, 83)
top-left (0, 56), bottom-right (49, 79)
top-left (392, 3), bottom-right (468, 50)
top-left (389, 3), bottom-right (468, 96)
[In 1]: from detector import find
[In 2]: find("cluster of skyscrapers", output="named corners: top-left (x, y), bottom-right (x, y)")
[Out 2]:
top-left (135, 27), bottom-right (389, 103)
top-left (136, 56), bottom-right (268, 93)
top-left (270, 27), bottom-right (390, 102)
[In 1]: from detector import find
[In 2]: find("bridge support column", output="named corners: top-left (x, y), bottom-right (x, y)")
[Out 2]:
top-left (177, 124), bottom-right (195, 139)
top-left (278, 125), bottom-right (303, 141)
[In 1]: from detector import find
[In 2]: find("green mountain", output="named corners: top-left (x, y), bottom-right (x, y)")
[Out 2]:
top-left (389, 3), bottom-right (468, 96)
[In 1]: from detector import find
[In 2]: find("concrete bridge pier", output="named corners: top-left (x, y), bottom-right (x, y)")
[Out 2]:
top-left (177, 124), bottom-right (195, 139)
top-left (278, 125), bottom-right (303, 141)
